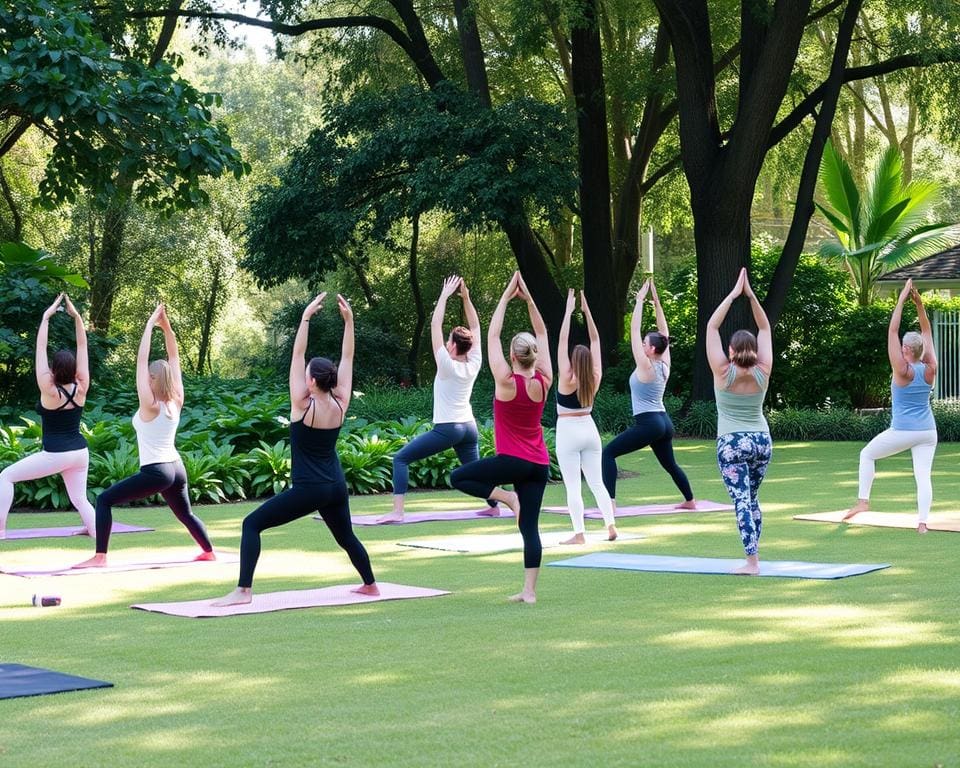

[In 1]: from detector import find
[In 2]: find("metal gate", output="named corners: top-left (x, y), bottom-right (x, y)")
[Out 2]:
top-left (932, 309), bottom-right (960, 399)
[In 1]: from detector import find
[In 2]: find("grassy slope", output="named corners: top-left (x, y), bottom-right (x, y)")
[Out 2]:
top-left (1, 440), bottom-right (959, 767)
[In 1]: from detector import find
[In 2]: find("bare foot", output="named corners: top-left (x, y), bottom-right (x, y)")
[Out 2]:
top-left (71, 528), bottom-right (92, 537)
top-left (508, 591), bottom-right (537, 604)
top-left (194, 550), bottom-right (217, 561)
top-left (676, 499), bottom-right (697, 510)
top-left (732, 562), bottom-right (760, 576)
top-left (607, 524), bottom-right (619, 541)
top-left (476, 505), bottom-right (502, 517)
top-left (843, 500), bottom-right (869, 521)
top-left (211, 588), bottom-right (252, 606)
top-left (917, 522), bottom-right (928, 534)
top-left (561, 533), bottom-right (585, 545)
top-left (351, 583), bottom-right (380, 596)
top-left (376, 511), bottom-right (405, 524)
top-left (72, 553), bottom-right (107, 569)
top-left (494, 491), bottom-right (519, 517)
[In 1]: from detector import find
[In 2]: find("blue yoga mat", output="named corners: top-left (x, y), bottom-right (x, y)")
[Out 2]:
top-left (547, 552), bottom-right (890, 580)
top-left (0, 663), bottom-right (113, 700)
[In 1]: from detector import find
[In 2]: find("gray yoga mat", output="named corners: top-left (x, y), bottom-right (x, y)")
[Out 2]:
top-left (0, 663), bottom-right (113, 700)
top-left (547, 552), bottom-right (890, 579)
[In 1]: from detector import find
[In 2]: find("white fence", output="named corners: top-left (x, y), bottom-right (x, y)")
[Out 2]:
top-left (932, 309), bottom-right (960, 399)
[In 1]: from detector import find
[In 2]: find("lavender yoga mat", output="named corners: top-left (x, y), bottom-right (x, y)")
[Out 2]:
top-left (131, 582), bottom-right (451, 618)
top-left (794, 510), bottom-right (960, 532)
top-left (2, 522), bottom-right (153, 541)
top-left (329, 508), bottom-right (516, 526)
top-left (543, 500), bottom-right (733, 518)
top-left (1, 552), bottom-right (238, 578)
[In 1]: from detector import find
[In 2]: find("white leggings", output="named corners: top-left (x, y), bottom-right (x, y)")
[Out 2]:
top-left (858, 428), bottom-right (938, 522)
top-left (0, 448), bottom-right (96, 534)
top-left (556, 415), bottom-right (615, 533)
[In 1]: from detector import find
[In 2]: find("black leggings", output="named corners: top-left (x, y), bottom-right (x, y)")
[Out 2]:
top-left (96, 460), bottom-right (212, 554)
top-left (238, 481), bottom-right (374, 589)
top-left (601, 412), bottom-right (694, 501)
top-left (450, 455), bottom-right (549, 568)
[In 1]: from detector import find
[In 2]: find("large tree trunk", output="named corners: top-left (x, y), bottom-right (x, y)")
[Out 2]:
top-left (196, 259), bottom-right (222, 374)
top-left (571, 0), bottom-right (620, 359)
top-left (406, 213), bottom-right (425, 386)
top-left (88, 184), bottom-right (132, 332)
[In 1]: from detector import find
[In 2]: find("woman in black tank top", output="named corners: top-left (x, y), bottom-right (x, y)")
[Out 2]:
top-left (1, 294), bottom-right (97, 538)
top-left (213, 293), bottom-right (377, 606)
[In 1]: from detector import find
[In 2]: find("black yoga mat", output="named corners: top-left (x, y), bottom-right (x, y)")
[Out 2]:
top-left (0, 663), bottom-right (113, 700)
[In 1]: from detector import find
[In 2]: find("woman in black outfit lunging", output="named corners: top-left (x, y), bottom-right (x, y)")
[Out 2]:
top-left (213, 293), bottom-right (378, 605)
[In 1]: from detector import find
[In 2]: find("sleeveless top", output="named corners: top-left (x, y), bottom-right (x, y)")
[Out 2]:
top-left (891, 362), bottom-right (935, 431)
top-left (133, 401), bottom-right (180, 466)
top-left (290, 397), bottom-right (346, 485)
top-left (37, 383), bottom-right (87, 453)
top-left (556, 388), bottom-right (591, 415)
top-left (493, 372), bottom-right (549, 465)
top-left (715, 365), bottom-right (769, 436)
top-left (433, 345), bottom-right (482, 423)
top-left (631, 361), bottom-right (668, 415)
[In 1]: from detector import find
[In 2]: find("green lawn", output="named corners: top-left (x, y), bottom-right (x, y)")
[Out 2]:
top-left (2, 440), bottom-right (959, 767)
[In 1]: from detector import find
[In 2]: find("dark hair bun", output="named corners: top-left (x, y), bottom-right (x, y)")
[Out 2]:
top-left (308, 357), bottom-right (338, 391)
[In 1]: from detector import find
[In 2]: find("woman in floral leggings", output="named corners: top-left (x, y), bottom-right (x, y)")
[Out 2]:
top-left (705, 268), bottom-right (773, 575)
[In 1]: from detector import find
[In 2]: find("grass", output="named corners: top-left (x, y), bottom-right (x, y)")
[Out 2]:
top-left (2, 440), bottom-right (960, 767)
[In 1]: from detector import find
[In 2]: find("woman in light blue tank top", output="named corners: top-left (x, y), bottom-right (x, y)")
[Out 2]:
top-left (844, 280), bottom-right (938, 533)
top-left (600, 278), bottom-right (696, 513)
top-left (706, 269), bottom-right (773, 575)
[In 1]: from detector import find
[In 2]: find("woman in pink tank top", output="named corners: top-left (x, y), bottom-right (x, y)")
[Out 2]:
top-left (452, 271), bottom-right (553, 604)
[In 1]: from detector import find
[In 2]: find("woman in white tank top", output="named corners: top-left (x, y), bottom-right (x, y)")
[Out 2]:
top-left (74, 304), bottom-right (215, 568)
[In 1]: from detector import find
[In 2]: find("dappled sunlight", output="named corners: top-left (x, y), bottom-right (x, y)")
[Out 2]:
top-left (655, 627), bottom-right (790, 648)
top-left (348, 670), bottom-right (409, 687)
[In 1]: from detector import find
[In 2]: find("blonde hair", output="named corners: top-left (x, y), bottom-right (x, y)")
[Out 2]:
top-left (571, 345), bottom-right (596, 408)
top-left (729, 330), bottom-right (758, 368)
top-left (148, 359), bottom-right (175, 404)
top-left (510, 332), bottom-right (538, 369)
top-left (902, 331), bottom-right (924, 360)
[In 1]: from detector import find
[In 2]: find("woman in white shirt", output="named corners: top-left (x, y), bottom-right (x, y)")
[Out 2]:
top-left (379, 276), bottom-right (495, 522)
top-left (74, 305), bottom-right (215, 567)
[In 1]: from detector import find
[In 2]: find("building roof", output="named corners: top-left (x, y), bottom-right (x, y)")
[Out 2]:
top-left (877, 244), bottom-right (960, 282)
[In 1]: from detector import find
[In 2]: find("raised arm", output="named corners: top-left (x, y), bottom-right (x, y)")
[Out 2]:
top-left (706, 270), bottom-right (745, 376)
top-left (557, 289), bottom-right (576, 382)
top-left (63, 295), bottom-right (90, 397)
top-left (136, 305), bottom-right (163, 412)
top-left (459, 278), bottom-right (481, 347)
top-left (741, 272), bottom-right (773, 376)
top-left (290, 293), bottom-right (326, 408)
top-left (630, 279), bottom-right (652, 375)
top-left (156, 306), bottom-right (183, 406)
top-left (334, 294), bottom-right (354, 409)
top-left (912, 287), bottom-right (938, 377)
top-left (580, 290), bottom-right (603, 387)
top-left (517, 273), bottom-right (552, 387)
top-left (887, 281), bottom-right (911, 377)
top-left (487, 272), bottom-right (519, 383)
top-left (649, 278), bottom-right (671, 369)
top-left (35, 293), bottom-right (63, 396)
top-left (431, 276), bottom-right (460, 359)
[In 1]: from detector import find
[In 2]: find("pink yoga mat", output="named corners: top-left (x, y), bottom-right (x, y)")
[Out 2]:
top-left (1, 552), bottom-right (238, 578)
top-left (2, 522), bottom-right (153, 541)
top-left (543, 500), bottom-right (732, 518)
top-left (131, 582), bottom-right (451, 617)
top-left (337, 508), bottom-right (516, 526)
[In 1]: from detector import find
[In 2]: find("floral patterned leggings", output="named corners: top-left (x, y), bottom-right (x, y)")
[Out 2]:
top-left (716, 431), bottom-right (773, 556)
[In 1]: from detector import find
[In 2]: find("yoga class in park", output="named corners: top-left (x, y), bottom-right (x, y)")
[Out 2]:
top-left (4, 2), bottom-right (960, 764)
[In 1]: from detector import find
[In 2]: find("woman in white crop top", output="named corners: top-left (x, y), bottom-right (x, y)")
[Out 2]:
top-left (74, 304), bottom-right (215, 568)
top-left (379, 276), bottom-right (495, 523)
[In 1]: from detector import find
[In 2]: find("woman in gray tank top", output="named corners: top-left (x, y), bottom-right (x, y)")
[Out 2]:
top-left (706, 268), bottom-right (773, 575)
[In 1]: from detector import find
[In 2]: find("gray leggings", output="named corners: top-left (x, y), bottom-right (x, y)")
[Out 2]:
top-left (392, 422), bottom-right (494, 506)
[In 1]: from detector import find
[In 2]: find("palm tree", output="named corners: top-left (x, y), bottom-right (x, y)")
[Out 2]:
top-left (816, 140), bottom-right (956, 306)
